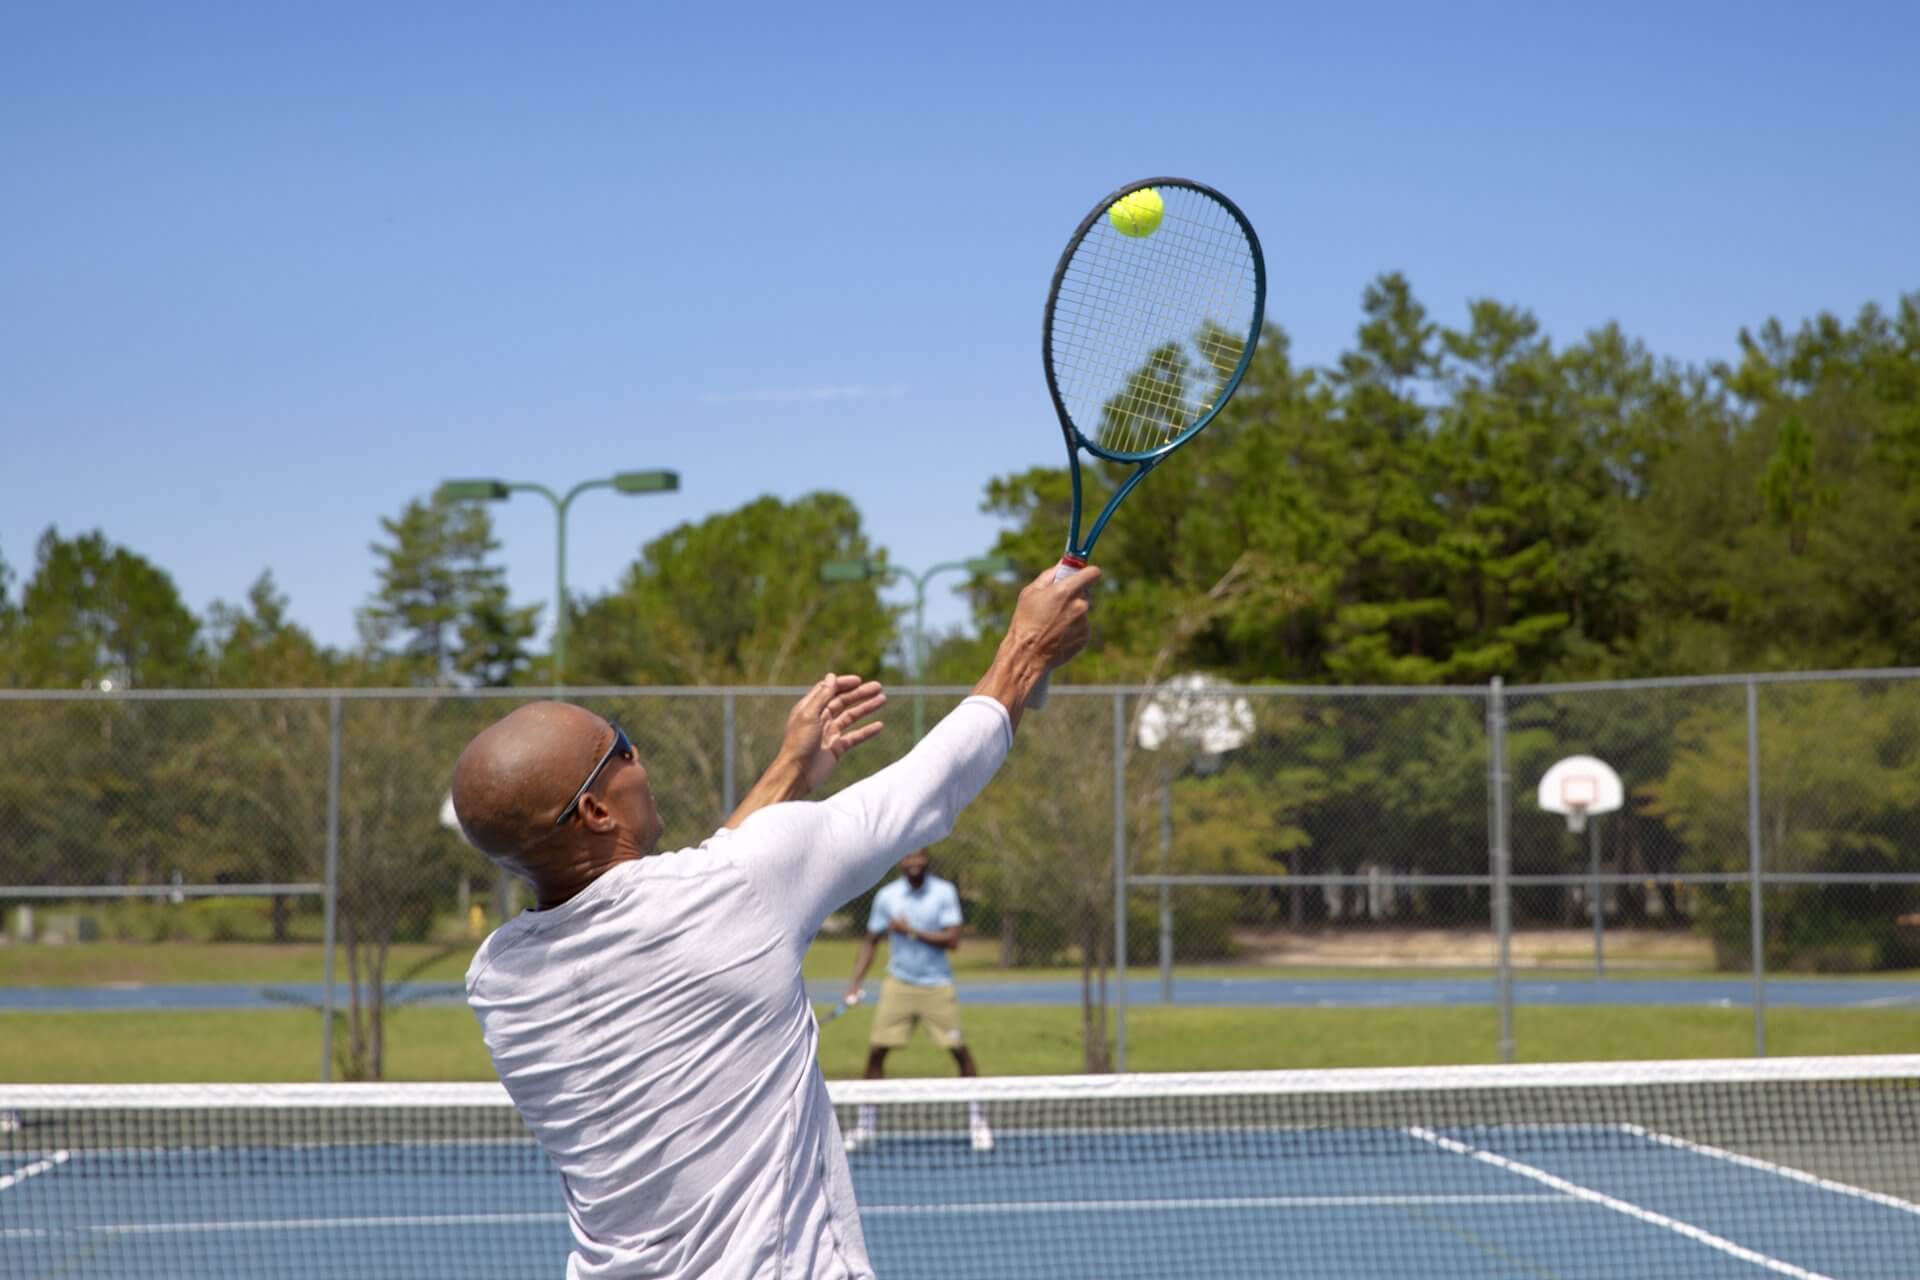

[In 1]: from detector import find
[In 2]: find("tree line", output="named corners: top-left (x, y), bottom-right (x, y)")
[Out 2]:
top-left (4, 278), bottom-right (1916, 692)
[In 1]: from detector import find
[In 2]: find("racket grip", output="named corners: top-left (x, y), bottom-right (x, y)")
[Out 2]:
top-left (1025, 559), bottom-right (1084, 712)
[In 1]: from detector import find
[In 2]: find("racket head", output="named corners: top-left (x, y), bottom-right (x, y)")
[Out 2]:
top-left (1052, 177), bottom-right (1259, 462)
top-left (1043, 178), bottom-right (1266, 467)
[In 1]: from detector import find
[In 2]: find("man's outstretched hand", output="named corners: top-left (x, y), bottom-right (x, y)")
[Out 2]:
top-left (725, 673), bottom-right (887, 829)
top-left (784, 672), bottom-right (888, 794)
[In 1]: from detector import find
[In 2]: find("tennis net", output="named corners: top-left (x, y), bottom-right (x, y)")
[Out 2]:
top-left (4, 1058), bottom-right (1918, 1278)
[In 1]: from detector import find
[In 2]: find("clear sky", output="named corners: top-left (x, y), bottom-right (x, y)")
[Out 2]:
top-left (4, 1), bottom-right (1916, 656)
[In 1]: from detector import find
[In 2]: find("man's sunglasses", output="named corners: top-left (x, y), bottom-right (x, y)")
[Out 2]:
top-left (555, 721), bottom-right (633, 826)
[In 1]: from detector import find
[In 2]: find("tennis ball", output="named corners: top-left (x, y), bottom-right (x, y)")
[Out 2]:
top-left (1108, 188), bottom-right (1164, 238)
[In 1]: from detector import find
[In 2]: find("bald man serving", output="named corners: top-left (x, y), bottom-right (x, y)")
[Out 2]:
top-left (453, 564), bottom-right (1098, 1280)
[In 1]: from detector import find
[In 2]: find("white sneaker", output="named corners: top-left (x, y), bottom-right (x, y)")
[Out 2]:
top-left (843, 1126), bottom-right (873, 1155)
top-left (969, 1120), bottom-right (995, 1153)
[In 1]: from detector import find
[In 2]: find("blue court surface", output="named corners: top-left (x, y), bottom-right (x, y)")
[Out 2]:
top-left (5, 1123), bottom-right (1916, 1278)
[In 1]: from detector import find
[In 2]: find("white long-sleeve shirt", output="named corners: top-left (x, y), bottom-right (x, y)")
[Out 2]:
top-left (465, 695), bottom-right (1013, 1279)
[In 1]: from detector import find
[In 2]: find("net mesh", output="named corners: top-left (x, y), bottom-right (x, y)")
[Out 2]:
top-left (1048, 184), bottom-right (1262, 459)
top-left (5, 1059), bottom-right (1918, 1278)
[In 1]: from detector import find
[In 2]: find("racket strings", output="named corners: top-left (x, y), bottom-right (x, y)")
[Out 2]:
top-left (1049, 187), bottom-right (1259, 458)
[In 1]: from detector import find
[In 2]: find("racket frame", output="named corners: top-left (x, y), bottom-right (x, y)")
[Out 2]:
top-left (1040, 176), bottom-right (1267, 566)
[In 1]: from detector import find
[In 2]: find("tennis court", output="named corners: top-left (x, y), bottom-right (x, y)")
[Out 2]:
top-left (6, 1059), bottom-right (1916, 1279)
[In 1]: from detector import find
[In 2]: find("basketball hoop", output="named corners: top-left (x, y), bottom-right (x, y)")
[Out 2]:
top-left (1538, 756), bottom-right (1623, 833)
top-left (1537, 755), bottom-right (1626, 980)
top-left (1560, 776), bottom-right (1599, 833)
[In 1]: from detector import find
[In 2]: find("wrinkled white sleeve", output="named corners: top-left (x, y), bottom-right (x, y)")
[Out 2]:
top-left (731, 695), bottom-right (1013, 942)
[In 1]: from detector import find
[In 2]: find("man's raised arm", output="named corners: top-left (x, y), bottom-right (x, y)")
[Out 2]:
top-left (734, 563), bottom-right (1100, 939)
top-left (967, 563), bottom-right (1100, 733)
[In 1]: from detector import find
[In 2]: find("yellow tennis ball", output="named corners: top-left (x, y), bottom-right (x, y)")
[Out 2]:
top-left (1108, 188), bottom-right (1164, 238)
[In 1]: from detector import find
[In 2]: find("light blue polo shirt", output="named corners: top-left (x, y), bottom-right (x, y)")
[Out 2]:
top-left (868, 874), bottom-right (963, 988)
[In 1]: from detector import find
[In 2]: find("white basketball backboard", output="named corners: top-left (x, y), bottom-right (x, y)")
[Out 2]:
top-left (1135, 673), bottom-right (1255, 755)
top-left (1537, 755), bottom-right (1623, 833)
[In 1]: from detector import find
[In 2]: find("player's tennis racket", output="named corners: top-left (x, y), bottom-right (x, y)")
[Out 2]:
top-left (818, 990), bottom-right (865, 1024)
top-left (1029, 178), bottom-right (1265, 708)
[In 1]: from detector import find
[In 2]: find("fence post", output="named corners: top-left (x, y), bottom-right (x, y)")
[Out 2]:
top-left (320, 694), bottom-right (342, 1083)
top-left (1590, 817), bottom-right (1604, 977)
top-left (1745, 680), bottom-right (1766, 1057)
top-left (1158, 772), bottom-right (1173, 1003)
top-left (1487, 677), bottom-right (1514, 1063)
top-left (722, 689), bottom-right (737, 818)
top-left (1113, 690), bottom-right (1128, 1074)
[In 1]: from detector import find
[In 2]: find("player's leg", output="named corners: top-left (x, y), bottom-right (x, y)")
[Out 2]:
top-left (848, 980), bottom-right (911, 1152)
top-left (925, 985), bottom-right (993, 1151)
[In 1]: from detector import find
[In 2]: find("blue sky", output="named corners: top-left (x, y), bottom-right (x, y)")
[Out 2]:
top-left (4, 1), bottom-right (1916, 657)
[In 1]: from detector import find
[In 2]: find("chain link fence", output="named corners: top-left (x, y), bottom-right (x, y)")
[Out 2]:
top-left (5, 671), bottom-right (1919, 1077)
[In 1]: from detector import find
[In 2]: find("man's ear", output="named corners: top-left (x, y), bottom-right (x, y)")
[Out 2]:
top-left (576, 788), bottom-right (619, 833)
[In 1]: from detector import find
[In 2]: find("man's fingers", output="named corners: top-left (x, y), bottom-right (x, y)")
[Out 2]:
top-left (837, 690), bottom-right (887, 724)
top-left (804, 672), bottom-right (840, 712)
top-left (818, 674), bottom-right (878, 718)
top-left (835, 721), bottom-right (885, 752)
top-left (1053, 563), bottom-right (1101, 598)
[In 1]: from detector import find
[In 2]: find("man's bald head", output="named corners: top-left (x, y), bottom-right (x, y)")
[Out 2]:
top-left (452, 701), bottom-right (623, 866)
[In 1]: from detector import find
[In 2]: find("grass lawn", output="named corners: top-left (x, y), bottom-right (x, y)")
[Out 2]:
top-left (16, 936), bottom-right (1914, 988)
top-left (0, 942), bottom-right (479, 987)
top-left (6, 1005), bottom-right (1916, 1085)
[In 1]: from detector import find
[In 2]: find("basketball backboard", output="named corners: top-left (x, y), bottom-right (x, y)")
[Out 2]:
top-left (1537, 755), bottom-right (1623, 833)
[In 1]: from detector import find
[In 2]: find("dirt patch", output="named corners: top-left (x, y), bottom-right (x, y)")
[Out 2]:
top-left (1231, 927), bottom-right (1715, 970)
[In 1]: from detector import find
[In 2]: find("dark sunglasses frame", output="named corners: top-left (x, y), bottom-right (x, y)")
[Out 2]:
top-left (554, 721), bottom-right (632, 826)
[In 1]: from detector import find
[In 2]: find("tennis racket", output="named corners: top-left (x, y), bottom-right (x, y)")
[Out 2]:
top-left (1028, 178), bottom-right (1265, 708)
top-left (818, 989), bottom-right (865, 1024)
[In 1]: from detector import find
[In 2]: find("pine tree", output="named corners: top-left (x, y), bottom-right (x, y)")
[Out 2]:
top-left (359, 496), bottom-right (537, 685)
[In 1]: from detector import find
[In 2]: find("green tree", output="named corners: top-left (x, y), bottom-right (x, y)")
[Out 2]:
top-left (976, 275), bottom-right (1671, 687)
top-left (329, 693), bottom-right (484, 1080)
top-left (978, 330), bottom-right (1317, 684)
top-left (0, 531), bottom-right (204, 899)
top-left (569, 492), bottom-right (896, 686)
top-left (3, 528), bottom-right (200, 689)
top-left (1648, 681), bottom-right (1920, 971)
top-left (565, 494), bottom-right (897, 829)
top-left (1625, 298), bottom-right (1920, 672)
top-left (207, 571), bottom-right (339, 688)
top-left (162, 573), bottom-right (345, 941)
top-left (360, 496), bottom-right (538, 686)
top-left (0, 542), bottom-right (16, 651)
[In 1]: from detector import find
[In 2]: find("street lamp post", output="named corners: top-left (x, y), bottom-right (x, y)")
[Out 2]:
top-left (438, 470), bottom-right (679, 685)
top-left (820, 554), bottom-right (1015, 739)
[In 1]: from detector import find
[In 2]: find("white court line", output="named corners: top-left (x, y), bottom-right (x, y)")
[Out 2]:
top-left (1, 1211), bottom-right (566, 1240)
top-left (0, 1150), bottom-right (69, 1192)
top-left (0, 1197), bottom-right (1570, 1240)
top-left (0, 1197), bottom-right (1566, 1235)
top-left (1406, 1127), bottom-right (1836, 1280)
top-left (864, 1193), bottom-right (1569, 1215)
top-left (1621, 1124), bottom-right (1920, 1218)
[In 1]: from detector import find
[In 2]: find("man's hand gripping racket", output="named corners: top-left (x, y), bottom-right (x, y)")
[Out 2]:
top-left (820, 989), bottom-right (864, 1025)
top-left (1027, 178), bottom-right (1265, 709)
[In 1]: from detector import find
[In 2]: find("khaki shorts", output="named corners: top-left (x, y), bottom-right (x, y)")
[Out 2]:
top-left (868, 977), bottom-right (964, 1049)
